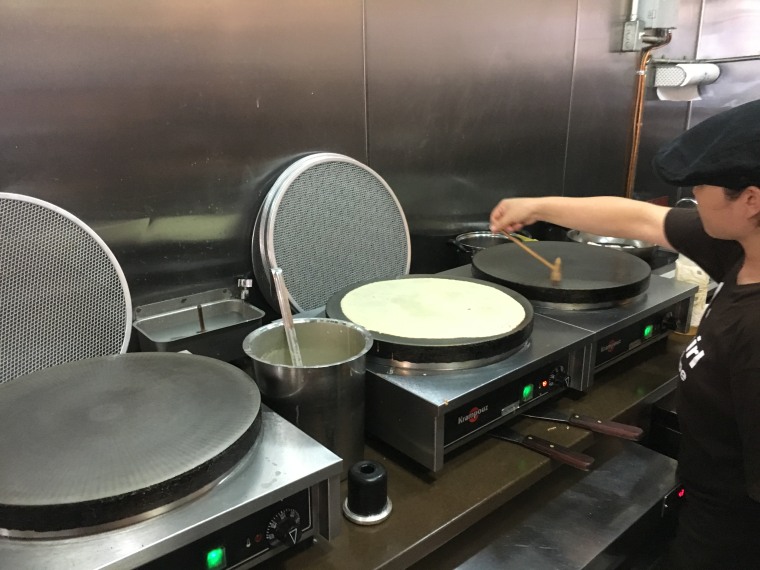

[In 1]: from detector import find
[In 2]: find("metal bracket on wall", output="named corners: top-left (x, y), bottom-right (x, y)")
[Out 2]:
top-left (653, 55), bottom-right (760, 65)
top-left (621, 0), bottom-right (679, 52)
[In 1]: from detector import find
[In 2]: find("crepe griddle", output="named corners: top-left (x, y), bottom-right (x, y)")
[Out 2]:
top-left (325, 275), bottom-right (533, 369)
top-left (0, 353), bottom-right (261, 536)
top-left (472, 242), bottom-right (651, 308)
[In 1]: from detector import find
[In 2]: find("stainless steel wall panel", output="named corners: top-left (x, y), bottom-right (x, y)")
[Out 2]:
top-left (632, 0), bottom-right (703, 203)
top-left (2, 0), bottom-right (758, 302)
top-left (365, 0), bottom-right (577, 244)
top-left (634, 0), bottom-right (760, 203)
top-left (0, 0), bottom-right (366, 305)
top-left (563, 0), bottom-right (639, 198)
top-left (691, 0), bottom-right (760, 125)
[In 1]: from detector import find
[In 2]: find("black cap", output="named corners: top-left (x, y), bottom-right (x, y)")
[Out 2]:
top-left (652, 99), bottom-right (760, 191)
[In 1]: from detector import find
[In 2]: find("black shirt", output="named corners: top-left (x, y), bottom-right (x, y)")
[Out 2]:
top-left (665, 208), bottom-right (760, 507)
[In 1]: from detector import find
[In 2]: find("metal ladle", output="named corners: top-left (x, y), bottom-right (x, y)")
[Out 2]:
top-left (271, 267), bottom-right (303, 367)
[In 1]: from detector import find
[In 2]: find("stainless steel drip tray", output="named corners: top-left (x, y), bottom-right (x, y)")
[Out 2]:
top-left (133, 288), bottom-right (265, 361)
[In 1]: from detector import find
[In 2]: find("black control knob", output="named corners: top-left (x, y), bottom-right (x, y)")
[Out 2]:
top-left (265, 508), bottom-right (301, 546)
top-left (343, 460), bottom-right (392, 525)
top-left (662, 311), bottom-right (677, 330)
top-left (550, 365), bottom-right (571, 387)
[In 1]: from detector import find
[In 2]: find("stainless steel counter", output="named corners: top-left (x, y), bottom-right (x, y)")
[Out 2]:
top-left (414, 439), bottom-right (677, 569)
top-left (274, 334), bottom-right (689, 569)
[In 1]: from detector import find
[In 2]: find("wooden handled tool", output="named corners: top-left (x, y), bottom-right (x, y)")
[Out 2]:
top-left (501, 232), bottom-right (562, 284)
top-left (271, 267), bottom-right (304, 367)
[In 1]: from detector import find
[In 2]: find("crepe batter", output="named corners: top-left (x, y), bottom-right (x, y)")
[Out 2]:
top-left (340, 278), bottom-right (526, 339)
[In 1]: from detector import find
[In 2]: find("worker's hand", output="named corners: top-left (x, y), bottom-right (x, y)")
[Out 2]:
top-left (489, 198), bottom-right (541, 234)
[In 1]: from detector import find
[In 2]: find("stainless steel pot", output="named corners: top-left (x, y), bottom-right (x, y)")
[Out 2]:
top-left (452, 231), bottom-right (512, 257)
top-left (566, 230), bottom-right (656, 260)
top-left (243, 317), bottom-right (373, 479)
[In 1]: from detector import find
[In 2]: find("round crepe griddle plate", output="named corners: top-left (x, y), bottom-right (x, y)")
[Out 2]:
top-left (326, 275), bottom-right (534, 370)
top-left (0, 353), bottom-right (261, 537)
top-left (472, 242), bottom-right (651, 308)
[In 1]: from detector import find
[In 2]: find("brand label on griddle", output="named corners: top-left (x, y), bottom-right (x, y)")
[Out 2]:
top-left (600, 338), bottom-right (622, 354)
top-left (443, 359), bottom-right (568, 447)
top-left (457, 405), bottom-right (489, 425)
top-left (595, 308), bottom-right (673, 367)
top-left (445, 398), bottom-right (500, 445)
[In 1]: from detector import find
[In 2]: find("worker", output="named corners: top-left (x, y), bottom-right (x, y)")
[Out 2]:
top-left (489, 99), bottom-right (760, 569)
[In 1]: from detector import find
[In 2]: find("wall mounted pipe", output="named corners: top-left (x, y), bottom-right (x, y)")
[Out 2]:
top-left (653, 55), bottom-right (760, 65)
top-left (624, 30), bottom-right (673, 200)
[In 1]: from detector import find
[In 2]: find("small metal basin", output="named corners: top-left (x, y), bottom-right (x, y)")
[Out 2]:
top-left (133, 288), bottom-right (265, 361)
top-left (566, 230), bottom-right (656, 260)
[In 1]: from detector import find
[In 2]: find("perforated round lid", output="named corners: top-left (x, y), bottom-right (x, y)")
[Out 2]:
top-left (0, 193), bottom-right (131, 384)
top-left (252, 153), bottom-right (410, 313)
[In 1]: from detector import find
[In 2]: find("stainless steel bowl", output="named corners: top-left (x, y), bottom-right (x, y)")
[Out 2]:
top-left (452, 231), bottom-right (512, 256)
top-left (243, 317), bottom-right (373, 480)
top-left (566, 230), bottom-right (656, 260)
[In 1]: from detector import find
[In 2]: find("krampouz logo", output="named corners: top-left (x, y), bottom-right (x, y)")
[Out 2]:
top-left (600, 338), bottom-right (622, 353)
top-left (458, 405), bottom-right (489, 425)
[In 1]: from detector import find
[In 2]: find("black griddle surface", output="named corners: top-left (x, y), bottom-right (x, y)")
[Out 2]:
top-left (472, 242), bottom-right (651, 305)
top-left (0, 353), bottom-right (261, 534)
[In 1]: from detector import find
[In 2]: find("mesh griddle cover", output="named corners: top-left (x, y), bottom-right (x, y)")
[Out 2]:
top-left (253, 154), bottom-right (410, 312)
top-left (0, 193), bottom-right (131, 384)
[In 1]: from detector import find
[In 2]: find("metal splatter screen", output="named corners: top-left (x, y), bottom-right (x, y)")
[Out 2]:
top-left (257, 154), bottom-right (410, 312)
top-left (0, 193), bottom-right (131, 383)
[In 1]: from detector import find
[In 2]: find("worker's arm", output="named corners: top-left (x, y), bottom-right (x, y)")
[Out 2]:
top-left (489, 196), bottom-right (673, 250)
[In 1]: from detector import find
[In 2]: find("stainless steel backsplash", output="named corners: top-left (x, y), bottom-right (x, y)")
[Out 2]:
top-left (1, 0), bottom-right (757, 304)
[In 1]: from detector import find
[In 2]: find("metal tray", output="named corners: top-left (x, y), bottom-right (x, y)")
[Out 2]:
top-left (133, 289), bottom-right (265, 362)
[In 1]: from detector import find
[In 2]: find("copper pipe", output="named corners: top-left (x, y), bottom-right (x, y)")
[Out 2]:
top-left (196, 304), bottom-right (206, 333)
top-left (625, 31), bottom-right (672, 199)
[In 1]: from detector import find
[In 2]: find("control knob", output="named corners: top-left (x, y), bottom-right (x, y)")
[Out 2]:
top-left (265, 508), bottom-right (301, 547)
top-left (549, 365), bottom-right (571, 387)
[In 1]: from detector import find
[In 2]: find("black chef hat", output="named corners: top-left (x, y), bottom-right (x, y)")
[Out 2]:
top-left (652, 99), bottom-right (760, 191)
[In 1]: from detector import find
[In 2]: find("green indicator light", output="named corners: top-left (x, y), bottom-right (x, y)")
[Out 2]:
top-left (206, 547), bottom-right (226, 570)
top-left (522, 384), bottom-right (534, 400)
top-left (643, 324), bottom-right (654, 339)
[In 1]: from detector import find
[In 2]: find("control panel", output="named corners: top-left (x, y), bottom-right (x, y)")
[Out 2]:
top-left (443, 358), bottom-right (570, 447)
top-left (594, 305), bottom-right (681, 370)
top-left (140, 489), bottom-right (312, 569)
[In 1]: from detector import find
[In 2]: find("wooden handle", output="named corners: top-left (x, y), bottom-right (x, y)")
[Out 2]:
top-left (271, 267), bottom-right (304, 367)
top-left (508, 435), bottom-right (594, 471)
top-left (518, 435), bottom-right (595, 471)
top-left (568, 414), bottom-right (644, 441)
top-left (502, 232), bottom-right (557, 271)
top-left (491, 426), bottom-right (594, 471)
